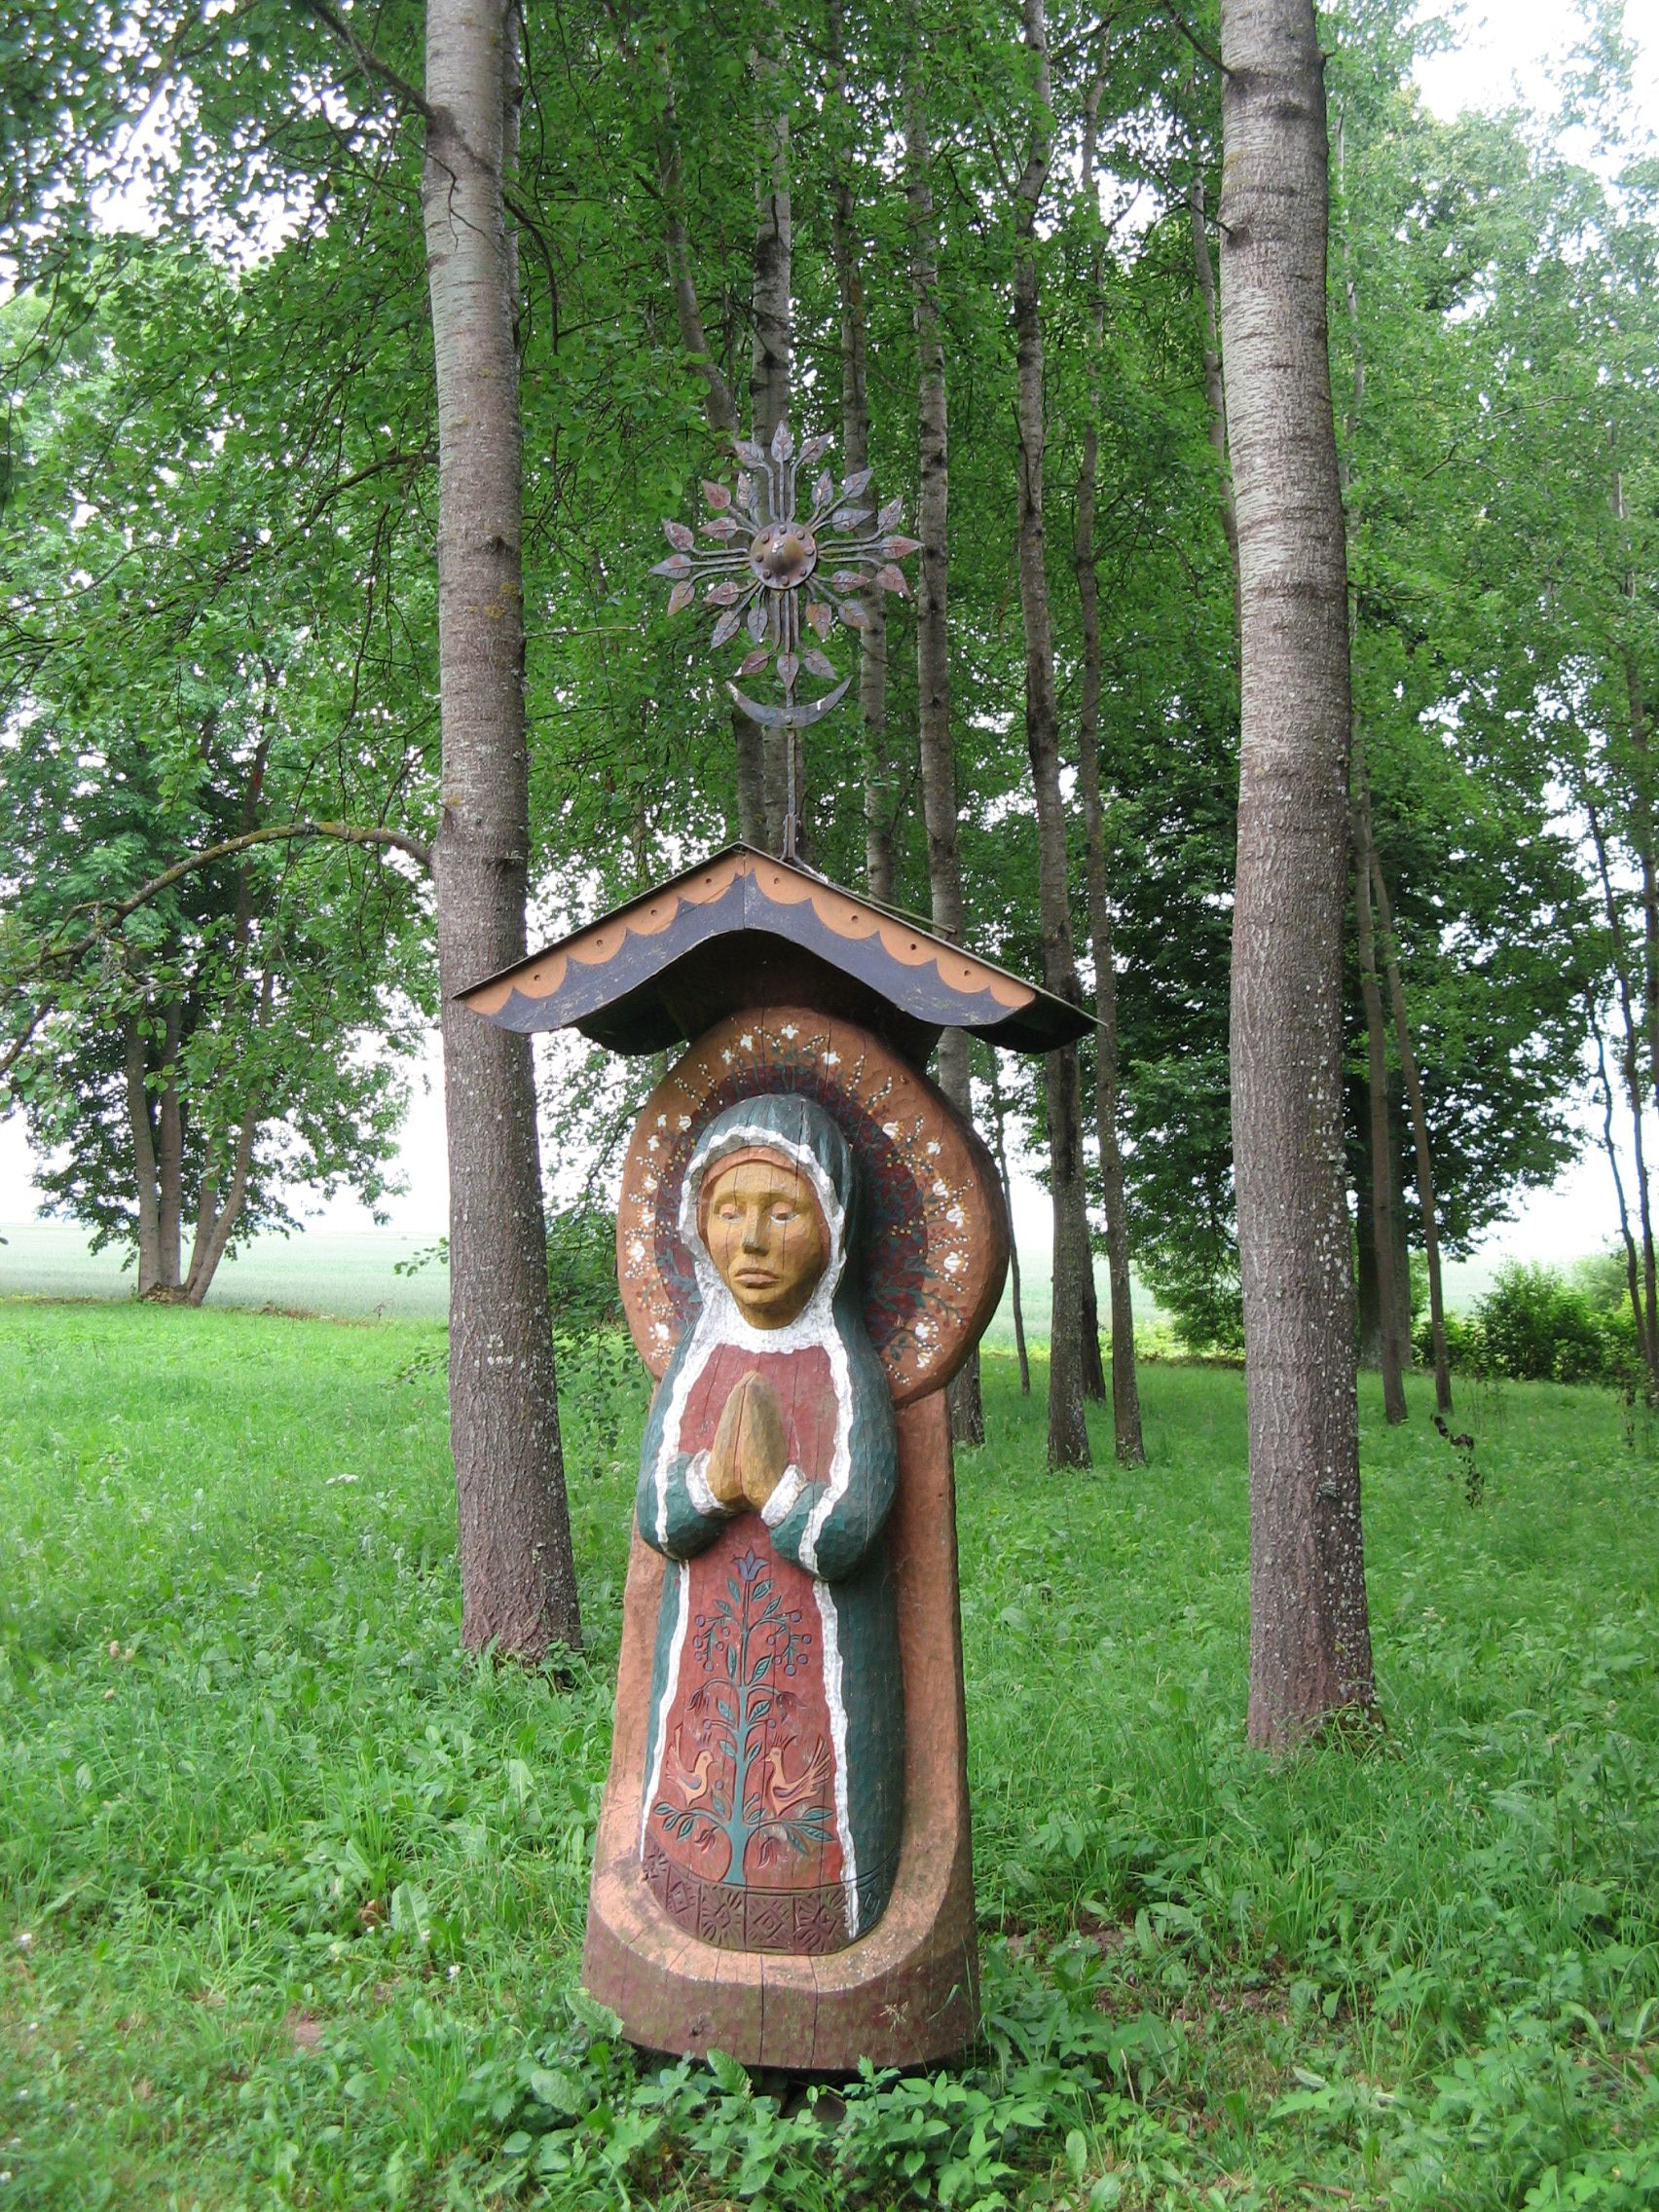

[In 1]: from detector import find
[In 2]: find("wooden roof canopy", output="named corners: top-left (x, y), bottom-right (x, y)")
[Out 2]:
top-left (457, 844), bottom-right (1092, 1062)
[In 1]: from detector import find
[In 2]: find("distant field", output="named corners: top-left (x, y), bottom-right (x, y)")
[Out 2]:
top-left (0, 1219), bottom-right (1557, 1333)
top-left (0, 1222), bottom-right (450, 1319)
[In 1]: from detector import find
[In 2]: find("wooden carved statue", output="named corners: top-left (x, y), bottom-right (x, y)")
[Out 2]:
top-left (451, 427), bottom-right (1090, 2071)
top-left (460, 851), bottom-right (1089, 2069)
top-left (636, 1092), bottom-right (902, 1954)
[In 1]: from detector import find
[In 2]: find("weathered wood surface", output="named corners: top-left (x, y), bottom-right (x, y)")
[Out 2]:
top-left (456, 844), bottom-right (1092, 1055)
top-left (582, 1387), bottom-right (977, 2068)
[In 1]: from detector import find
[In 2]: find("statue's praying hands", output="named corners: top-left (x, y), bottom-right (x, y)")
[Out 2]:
top-left (707, 1372), bottom-right (789, 1512)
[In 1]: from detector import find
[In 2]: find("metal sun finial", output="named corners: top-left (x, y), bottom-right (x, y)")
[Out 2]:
top-left (652, 418), bottom-right (921, 758)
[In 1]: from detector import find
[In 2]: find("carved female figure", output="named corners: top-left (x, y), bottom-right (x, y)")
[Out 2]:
top-left (635, 1092), bottom-right (903, 1954)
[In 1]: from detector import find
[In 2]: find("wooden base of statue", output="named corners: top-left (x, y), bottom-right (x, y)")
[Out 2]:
top-left (582, 1387), bottom-right (977, 2070)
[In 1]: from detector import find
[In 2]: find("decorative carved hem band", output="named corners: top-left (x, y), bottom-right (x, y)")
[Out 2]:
top-left (641, 1839), bottom-right (897, 1954)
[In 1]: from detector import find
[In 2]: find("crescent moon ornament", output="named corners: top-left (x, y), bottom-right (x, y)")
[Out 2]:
top-left (725, 672), bottom-right (853, 729)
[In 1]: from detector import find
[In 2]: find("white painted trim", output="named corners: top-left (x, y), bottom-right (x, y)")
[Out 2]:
top-left (814, 1580), bottom-right (860, 1933)
top-left (799, 1329), bottom-right (854, 1576)
top-left (683, 1450), bottom-right (723, 1519)
top-left (642, 1560), bottom-right (690, 1855)
top-left (761, 1463), bottom-right (809, 1529)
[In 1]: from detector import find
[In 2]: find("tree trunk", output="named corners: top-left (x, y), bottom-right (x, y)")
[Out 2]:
top-left (1220, 0), bottom-right (1374, 1743)
top-left (1367, 848), bottom-right (1453, 1417)
top-left (155, 1001), bottom-right (185, 1293)
top-left (1586, 794), bottom-right (1659, 1387)
top-left (1014, 0), bottom-right (1090, 1469)
top-left (1354, 1082), bottom-right (1410, 1371)
top-left (183, 1101), bottom-right (257, 1306)
top-left (1588, 988), bottom-right (1658, 1397)
top-left (655, 38), bottom-right (764, 846)
top-left (1187, 171), bottom-right (1239, 581)
top-left (829, 0), bottom-right (893, 906)
top-left (124, 1014), bottom-right (165, 1296)
top-left (1351, 802), bottom-right (1407, 1420)
top-left (985, 1051), bottom-right (1032, 1396)
top-left (751, 18), bottom-right (795, 857)
top-left (424, 0), bottom-right (580, 1659)
top-left (1081, 1266), bottom-right (1107, 1401)
top-left (904, 59), bottom-right (981, 1447)
top-left (1075, 58), bottom-right (1145, 1464)
top-left (183, 968), bottom-right (274, 1305)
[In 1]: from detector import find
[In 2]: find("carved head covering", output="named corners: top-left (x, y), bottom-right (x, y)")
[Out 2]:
top-left (679, 1092), bottom-right (860, 1345)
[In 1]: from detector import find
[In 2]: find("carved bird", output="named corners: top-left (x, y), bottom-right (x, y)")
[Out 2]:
top-left (663, 1731), bottom-right (714, 1806)
top-left (762, 1740), bottom-right (830, 1815)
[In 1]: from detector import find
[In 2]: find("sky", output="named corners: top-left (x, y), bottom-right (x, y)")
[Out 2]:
top-left (3, 1), bottom-right (1655, 1269)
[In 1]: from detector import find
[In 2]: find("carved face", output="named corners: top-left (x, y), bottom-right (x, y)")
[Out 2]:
top-left (701, 1153), bottom-right (829, 1329)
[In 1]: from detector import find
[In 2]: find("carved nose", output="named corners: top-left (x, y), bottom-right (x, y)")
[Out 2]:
top-left (741, 1209), bottom-right (768, 1252)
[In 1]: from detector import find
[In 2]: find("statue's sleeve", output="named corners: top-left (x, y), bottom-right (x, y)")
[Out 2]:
top-left (762, 1337), bottom-right (898, 1583)
top-left (635, 1341), bottom-right (736, 1563)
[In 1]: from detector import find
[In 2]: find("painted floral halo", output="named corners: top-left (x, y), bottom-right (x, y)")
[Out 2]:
top-left (615, 1008), bottom-right (1007, 1405)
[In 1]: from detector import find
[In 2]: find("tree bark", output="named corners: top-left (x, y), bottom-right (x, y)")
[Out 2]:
top-left (1353, 1078), bottom-right (1409, 1370)
top-left (1586, 793), bottom-right (1659, 1388)
top-left (751, 15), bottom-right (795, 856)
top-left (829, 0), bottom-right (893, 906)
top-left (154, 1001), bottom-right (185, 1293)
top-left (1367, 847), bottom-right (1452, 1417)
top-left (1014, 0), bottom-right (1090, 1470)
top-left (1080, 1267), bottom-right (1107, 1401)
top-left (904, 58), bottom-right (981, 1446)
top-left (424, 0), bottom-right (580, 1659)
top-left (1187, 171), bottom-right (1239, 581)
top-left (1588, 987), bottom-right (1657, 1396)
top-left (985, 1051), bottom-right (1032, 1396)
top-left (1351, 801), bottom-right (1407, 1420)
top-left (1220, 0), bottom-right (1374, 1743)
top-left (124, 1014), bottom-right (165, 1296)
top-left (1076, 58), bottom-right (1145, 1463)
top-left (655, 38), bottom-right (764, 846)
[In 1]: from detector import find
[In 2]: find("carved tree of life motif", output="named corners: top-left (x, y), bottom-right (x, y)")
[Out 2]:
top-left (635, 1090), bottom-right (903, 1954)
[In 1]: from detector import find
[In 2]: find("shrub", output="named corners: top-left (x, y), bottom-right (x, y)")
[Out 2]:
top-left (1416, 1306), bottom-right (1486, 1374)
top-left (546, 1204), bottom-right (624, 1331)
top-left (1462, 1261), bottom-right (1641, 1387)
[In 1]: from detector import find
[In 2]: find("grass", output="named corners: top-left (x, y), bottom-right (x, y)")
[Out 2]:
top-left (1, 1301), bottom-right (1657, 2208)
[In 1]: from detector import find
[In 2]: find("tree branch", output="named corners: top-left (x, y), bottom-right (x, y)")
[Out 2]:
top-left (293, 0), bottom-right (438, 124)
top-left (9, 820), bottom-right (433, 990)
top-left (1161, 2), bottom-right (1227, 78)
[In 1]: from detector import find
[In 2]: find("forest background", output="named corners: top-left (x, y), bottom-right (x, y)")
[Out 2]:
top-left (4, 0), bottom-right (1657, 1382)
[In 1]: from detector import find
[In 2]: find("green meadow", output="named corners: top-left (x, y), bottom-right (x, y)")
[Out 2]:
top-left (2, 1300), bottom-right (1656, 2208)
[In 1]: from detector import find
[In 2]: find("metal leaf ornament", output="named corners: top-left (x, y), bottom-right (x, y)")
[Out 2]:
top-left (653, 419), bottom-right (918, 735)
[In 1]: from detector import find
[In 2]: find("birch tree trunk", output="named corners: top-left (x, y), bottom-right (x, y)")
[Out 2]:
top-left (1076, 60), bottom-right (1145, 1464)
top-left (1220, 0), bottom-right (1373, 1741)
top-left (1014, 0), bottom-right (1090, 1469)
top-left (424, 0), bottom-right (580, 1659)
